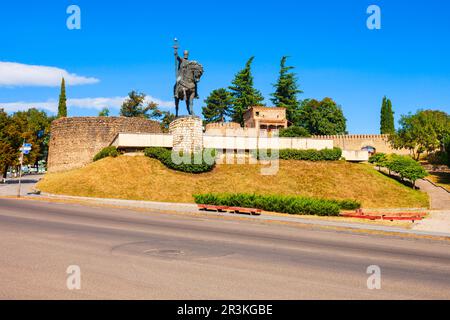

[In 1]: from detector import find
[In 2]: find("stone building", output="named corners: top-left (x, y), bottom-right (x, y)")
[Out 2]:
top-left (243, 106), bottom-right (288, 132)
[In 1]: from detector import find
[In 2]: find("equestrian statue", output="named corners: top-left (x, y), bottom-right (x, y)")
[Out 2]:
top-left (173, 38), bottom-right (204, 117)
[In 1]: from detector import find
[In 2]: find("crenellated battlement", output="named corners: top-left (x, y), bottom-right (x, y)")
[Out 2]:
top-left (312, 134), bottom-right (391, 140)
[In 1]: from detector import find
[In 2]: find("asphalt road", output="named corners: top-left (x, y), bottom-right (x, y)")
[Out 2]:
top-left (1, 198), bottom-right (450, 299)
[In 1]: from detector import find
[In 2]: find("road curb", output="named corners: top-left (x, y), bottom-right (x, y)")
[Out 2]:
top-left (30, 193), bottom-right (450, 239)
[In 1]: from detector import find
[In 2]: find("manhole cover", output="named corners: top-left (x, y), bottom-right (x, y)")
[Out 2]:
top-left (111, 240), bottom-right (233, 260)
top-left (143, 249), bottom-right (184, 256)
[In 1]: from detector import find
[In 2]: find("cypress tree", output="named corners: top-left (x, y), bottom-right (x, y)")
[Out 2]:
top-left (229, 57), bottom-right (264, 126)
top-left (271, 56), bottom-right (303, 124)
top-left (202, 88), bottom-right (233, 123)
top-left (385, 98), bottom-right (395, 133)
top-left (57, 78), bottom-right (67, 118)
top-left (380, 96), bottom-right (395, 134)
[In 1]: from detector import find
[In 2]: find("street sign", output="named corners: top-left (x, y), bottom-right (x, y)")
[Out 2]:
top-left (20, 143), bottom-right (32, 153)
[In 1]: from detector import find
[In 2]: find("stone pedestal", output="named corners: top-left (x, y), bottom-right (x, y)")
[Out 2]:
top-left (169, 116), bottom-right (203, 154)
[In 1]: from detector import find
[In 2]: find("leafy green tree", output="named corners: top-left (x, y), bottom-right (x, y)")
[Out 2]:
top-left (0, 108), bottom-right (53, 180)
top-left (271, 56), bottom-right (302, 124)
top-left (391, 110), bottom-right (450, 160)
top-left (57, 78), bottom-right (67, 118)
top-left (297, 98), bottom-right (347, 135)
top-left (0, 140), bottom-right (16, 181)
top-left (368, 153), bottom-right (392, 172)
top-left (380, 96), bottom-right (395, 134)
top-left (279, 126), bottom-right (310, 137)
top-left (384, 155), bottom-right (428, 188)
top-left (229, 57), bottom-right (264, 126)
top-left (147, 102), bottom-right (176, 132)
top-left (120, 91), bottom-right (153, 118)
top-left (98, 108), bottom-right (110, 116)
top-left (0, 109), bottom-right (17, 181)
top-left (202, 88), bottom-right (233, 123)
top-left (444, 136), bottom-right (450, 166)
top-left (11, 109), bottom-right (54, 166)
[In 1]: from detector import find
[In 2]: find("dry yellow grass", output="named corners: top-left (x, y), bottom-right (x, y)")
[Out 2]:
top-left (37, 156), bottom-right (429, 208)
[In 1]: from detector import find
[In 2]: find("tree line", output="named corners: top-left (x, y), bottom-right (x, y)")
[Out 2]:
top-left (201, 56), bottom-right (348, 136)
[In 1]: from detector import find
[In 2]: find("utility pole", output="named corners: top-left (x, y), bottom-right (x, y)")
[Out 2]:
top-left (17, 152), bottom-right (23, 198)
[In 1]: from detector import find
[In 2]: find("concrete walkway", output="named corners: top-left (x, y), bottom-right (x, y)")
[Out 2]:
top-left (411, 179), bottom-right (450, 234)
top-left (416, 178), bottom-right (450, 210)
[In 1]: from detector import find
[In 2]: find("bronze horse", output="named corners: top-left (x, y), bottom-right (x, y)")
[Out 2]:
top-left (174, 60), bottom-right (203, 117)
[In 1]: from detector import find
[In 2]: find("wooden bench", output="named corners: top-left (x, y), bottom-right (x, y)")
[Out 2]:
top-left (198, 204), bottom-right (262, 216)
top-left (340, 210), bottom-right (426, 222)
top-left (227, 206), bottom-right (262, 216)
top-left (197, 204), bottom-right (228, 212)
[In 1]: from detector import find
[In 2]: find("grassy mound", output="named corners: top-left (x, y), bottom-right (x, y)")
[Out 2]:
top-left (37, 156), bottom-right (429, 208)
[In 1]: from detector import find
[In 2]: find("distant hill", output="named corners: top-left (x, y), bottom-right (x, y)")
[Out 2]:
top-left (37, 156), bottom-right (429, 209)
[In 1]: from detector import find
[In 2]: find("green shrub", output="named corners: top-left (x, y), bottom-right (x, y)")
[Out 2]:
top-left (428, 151), bottom-right (449, 165)
top-left (279, 126), bottom-right (311, 138)
top-left (193, 193), bottom-right (361, 216)
top-left (144, 147), bottom-right (215, 174)
top-left (330, 199), bottom-right (362, 210)
top-left (258, 148), bottom-right (342, 161)
top-left (93, 146), bottom-right (120, 162)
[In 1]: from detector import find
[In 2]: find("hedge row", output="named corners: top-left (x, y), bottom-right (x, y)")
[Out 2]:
top-left (369, 153), bottom-right (428, 187)
top-left (93, 146), bottom-right (120, 162)
top-left (258, 148), bottom-right (342, 161)
top-left (144, 147), bottom-right (215, 174)
top-left (193, 193), bottom-right (361, 216)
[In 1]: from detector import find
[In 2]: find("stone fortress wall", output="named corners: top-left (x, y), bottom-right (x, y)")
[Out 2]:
top-left (311, 134), bottom-right (410, 155)
top-left (205, 123), bottom-right (409, 155)
top-left (47, 117), bottom-right (161, 172)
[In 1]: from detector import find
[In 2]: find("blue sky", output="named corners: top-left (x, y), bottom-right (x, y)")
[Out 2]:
top-left (0, 0), bottom-right (449, 133)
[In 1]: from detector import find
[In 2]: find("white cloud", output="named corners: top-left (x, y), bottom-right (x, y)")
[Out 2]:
top-left (0, 101), bottom-right (56, 113)
top-left (68, 97), bottom-right (126, 110)
top-left (0, 61), bottom-right (99, 87)
top-left (0, 96), bottom-right (174, 113)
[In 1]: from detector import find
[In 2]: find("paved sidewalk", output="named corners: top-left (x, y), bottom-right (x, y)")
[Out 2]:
top-left (416, 178), bottom-right (450, 210)
top-left (33, 193), bottom-right (450, 238)
top-left (0, 175), bottom-right (43, 197)
top-left (410, 179), bottom-right (450, 234)
top-left (413, 210), bottom-right (450, 234)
